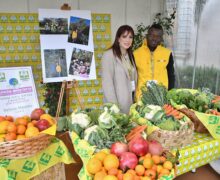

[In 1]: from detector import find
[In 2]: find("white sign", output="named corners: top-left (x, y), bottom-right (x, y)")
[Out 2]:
top-left (39, 9), bottom-right (96, 83)
top-left (0, 67), bottom-right (39, 118)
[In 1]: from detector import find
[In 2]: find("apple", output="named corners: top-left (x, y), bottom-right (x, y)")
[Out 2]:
top-left (30, 108), bottom-right (45, 120)
top-left (36, 119), bottom-right (50, 131)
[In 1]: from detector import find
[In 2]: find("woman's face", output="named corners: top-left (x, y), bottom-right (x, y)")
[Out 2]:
top-left (118, 31), bottom-right (133, 50)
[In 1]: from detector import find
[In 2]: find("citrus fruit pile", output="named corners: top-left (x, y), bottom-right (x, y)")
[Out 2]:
top-left (86, 150), bottom-right (174, 180)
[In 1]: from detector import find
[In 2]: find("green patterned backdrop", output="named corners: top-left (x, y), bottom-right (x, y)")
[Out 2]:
top-left (0, 13), bottom-right (111, 113)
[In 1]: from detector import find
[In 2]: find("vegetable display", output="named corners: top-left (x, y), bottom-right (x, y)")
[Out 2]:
top-left (68, 103), bottom-right (134, 151)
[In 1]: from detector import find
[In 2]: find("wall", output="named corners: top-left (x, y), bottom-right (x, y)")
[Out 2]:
top-left (0, 0), bottom-right (164, 40)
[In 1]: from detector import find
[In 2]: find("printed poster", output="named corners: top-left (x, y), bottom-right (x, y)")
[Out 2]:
top-left (39, 9), bottom-right (96, 83)
top-left (0, 67), bottom-right (39, 118)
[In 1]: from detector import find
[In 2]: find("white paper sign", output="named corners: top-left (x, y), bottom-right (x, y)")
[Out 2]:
top-left (39, 9), bottom-right (96, 83)
top-left (0, 67), bottom-right (39, 118)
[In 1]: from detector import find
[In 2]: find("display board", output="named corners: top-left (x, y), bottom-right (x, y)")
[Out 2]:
top-left (38, 9), bottom-right (96, 83)
top-left (0, 13), bottom-right (111, 112)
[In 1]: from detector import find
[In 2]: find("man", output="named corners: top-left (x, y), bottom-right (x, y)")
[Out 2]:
top-left (134, 23), bottom-right (175, 100)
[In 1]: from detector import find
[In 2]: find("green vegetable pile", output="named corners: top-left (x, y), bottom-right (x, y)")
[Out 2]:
top-left (68, 103), bottom-right (134, 151)
top-left (167, 88), bottom-right (216, 113)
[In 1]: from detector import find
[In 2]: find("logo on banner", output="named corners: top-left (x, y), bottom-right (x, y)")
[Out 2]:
top-left (55, 146), bottom-right (65, 157)
top-left (22, 160), bottom-right (36, 173)
top-left (19, 70), bottom-right (30, 80)
top-left (0, 72), bottom-right (6, 82)
top-left (8, 170), bottom-right (18, 179)
top-left (39, 153), bottom-right (52, 165)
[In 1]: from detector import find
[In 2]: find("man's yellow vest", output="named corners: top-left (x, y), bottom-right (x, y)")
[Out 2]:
top-left (134, 41), bottom-right (171, 100)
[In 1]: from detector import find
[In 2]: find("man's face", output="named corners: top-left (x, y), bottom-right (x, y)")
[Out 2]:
top-left (147, 28), bottom-right (163, 51)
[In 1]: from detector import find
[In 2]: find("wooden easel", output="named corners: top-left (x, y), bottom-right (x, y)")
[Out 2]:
top-left (55, 4), bottom-right (84, 120)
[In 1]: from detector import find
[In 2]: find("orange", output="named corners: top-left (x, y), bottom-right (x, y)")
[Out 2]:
top-left (143, 157), bottom-right (154, 169)
top-left (22, 115), bottom-right (31, 122)
top-left (94, 171), bottom-right (107, 180)
top-left (5, 115), bottom-right (13, 122)
top-left (160, 168), bottom-right (170, 175)
top-left (152, 155), bottom-right (160, 164)
top-left (163, 161), bottom-right (173, 170)
top-left (0, 121), bottom-right (10, 134)
top-left (5, 132), bottom-right (17, 141)
top-left (140, 176), bottom-right (151, 180)
top-left (103, 154), bottom-right (119, 171)
top-left (7, 122), bottom-right (17, 133)
top-left (139, 156), bottom-right (145, 164)
top-left (31, 120), bottom-right (38, 126)
top-left (117, 170), bottom-right (123, 180)
top-left (160, 156), bottom-right (166, 163)
top-left (0, 116), bottom-right (6, 122)
top-left (122, 172), bottom-right (134, 180)
top-left (27, 122), bottom-right (35, 128)
top-left (25, 126), bottom-right (40, 137)
top-left (87, 157), bottom-right (102, 175)
top-left (126, 169), bottom-right (136, 176)
top-left (103, 175), bottom-right (117, 180)
top-left (145, 153), bottom-right (152, 158)
top-left (135, 164), bottom-right (145, 176)
top-left (16, 118), bottom-right (28, 126)
top-left (16, 135), bottom-right (26, 140)
top-left (151, 164), bottom-right (157, 171)
top-left (17, 125), bottom-right (26, 135)
top-left (156, 165), bottom-right (163, 173)
top-left (94, 151), bottom-right (108, 162)
top-left (108, 168), bottom-right (118, 176)
top-left (144, 169), bottom-right (156, 179)
top-left (134, 175), bottom-right (141, 180)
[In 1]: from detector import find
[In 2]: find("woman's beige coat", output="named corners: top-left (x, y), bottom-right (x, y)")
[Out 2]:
top-left (101, 49), bottom-right (138, 114)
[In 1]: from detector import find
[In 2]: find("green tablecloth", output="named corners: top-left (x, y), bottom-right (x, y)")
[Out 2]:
top-left (0, 138), bottom-right (74, 180)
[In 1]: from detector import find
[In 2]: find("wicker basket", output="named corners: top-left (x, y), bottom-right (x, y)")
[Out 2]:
top-left (0, 133), bottom-right (53, 159)
top-left (147, 121), bottom-right (194, 150)
top-left (179, 108), bottom-right (209, 133)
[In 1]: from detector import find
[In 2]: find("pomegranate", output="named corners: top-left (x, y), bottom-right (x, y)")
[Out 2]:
top-left (119, 152), bottom-right (138, 171)
top-left (128, 137), bottom-right (149, 156)
top-left (148, 140), bottom-right (163, 155)
top-left (110, 142), bottom-right (128, 157)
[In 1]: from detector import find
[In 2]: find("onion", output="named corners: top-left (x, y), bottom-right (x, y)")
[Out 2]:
top-left (148, 140), bottom-right (163, 155)
top-left (119, 152), bottom-right (138, 171)
top-left (128, 137), bottom-right (149, 156)
top-left (110, 142), bottom-right (128, 157)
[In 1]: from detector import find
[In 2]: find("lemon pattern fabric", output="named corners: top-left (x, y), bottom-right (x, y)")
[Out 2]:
top-left (0, 138), bottom-right (74, 180)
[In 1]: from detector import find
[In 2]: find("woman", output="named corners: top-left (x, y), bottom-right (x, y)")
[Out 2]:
top-left (101, 25), bottom-right (137, 114)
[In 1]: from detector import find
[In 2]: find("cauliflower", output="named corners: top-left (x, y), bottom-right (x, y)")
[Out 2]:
top-left (84, 125), bottom-right (98, 141)
top-left (144, 105), bottom-right (162, 120)
top-left (71, 112), bottom-right (90, 128)
top-left (98, 109), bottom-right (114, 129)
top-left (103, 103), bottom-right (120, 113)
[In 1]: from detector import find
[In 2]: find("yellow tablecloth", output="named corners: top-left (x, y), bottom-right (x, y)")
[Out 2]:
top-left (176, 133), bottom-right (220, 175)
top-left (0, 138), bottom-right (75, 180)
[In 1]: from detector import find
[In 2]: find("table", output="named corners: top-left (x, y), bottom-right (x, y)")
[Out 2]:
top-left (176, 133), bottom-right (220, 176)
top-left (0, 138), bottom-right (74, 180)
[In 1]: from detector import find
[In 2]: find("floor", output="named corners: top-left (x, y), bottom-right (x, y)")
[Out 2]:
top-left (175, 164), bottom-right (220, 180)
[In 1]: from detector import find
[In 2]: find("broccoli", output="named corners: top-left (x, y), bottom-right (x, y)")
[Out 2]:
top-left (156, 118), bottom-right (181, 131)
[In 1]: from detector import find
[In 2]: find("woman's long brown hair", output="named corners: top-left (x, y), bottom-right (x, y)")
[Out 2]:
top-left (110, 25), bottom-right (135, 66)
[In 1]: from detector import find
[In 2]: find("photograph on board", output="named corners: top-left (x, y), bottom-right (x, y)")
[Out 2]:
top-left (68, 16), bottom-right (90, 45)
top-left (69, 48), bottom-right (93, 78)
top-left (44, 49), bottom-right (67, 78)
top-left (39, 18), bottom-right (68, 34)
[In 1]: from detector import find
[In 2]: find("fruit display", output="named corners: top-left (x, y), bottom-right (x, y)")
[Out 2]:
top-left (0, 108), bottom-right (55, 142)
top-left (86, 137), bottom-right (178, 180)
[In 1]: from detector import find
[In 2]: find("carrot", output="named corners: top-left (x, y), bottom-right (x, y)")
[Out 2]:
top-left (125, 125), bottom-right (147, 142)
top-left (174, 114), bottom-right (184, 120)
